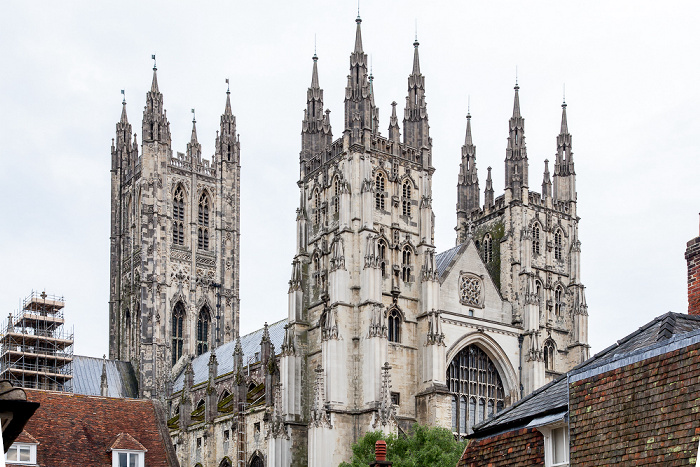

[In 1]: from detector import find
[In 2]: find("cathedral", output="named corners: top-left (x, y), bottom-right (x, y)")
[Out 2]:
top-left (109, 16), bottom-right (588, 467)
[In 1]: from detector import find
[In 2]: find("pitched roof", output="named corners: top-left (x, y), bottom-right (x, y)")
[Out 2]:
top-left (435, 243), bottom-right (466, 281)
top-left (470, 312), bottom-right (700, 438)
top-left (14, 430), bottom-right (38, 445)
top-left (19, 389), bottom-right (177, 467)
top-left (173, 318), bottom-right (287, 392)
top-left (71, 356), bottom-right (139, 398)
top-left (109, 432), bottom-right (147, 452)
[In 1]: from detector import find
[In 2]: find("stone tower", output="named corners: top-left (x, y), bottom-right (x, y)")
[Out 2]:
top-left (455, 91), bottom-right (589, 394)
top-left (109, 64), bottom-right (241, 398)
top-left (272, 17), bottom-right (440, 465)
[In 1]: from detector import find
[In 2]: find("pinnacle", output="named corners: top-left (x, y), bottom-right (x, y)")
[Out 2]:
top-left (560, 101), bottom-right (568, 135)
top-left (412, 39), bottom-right (421, 75)
top-left (354, 16), bottom-right (363, 53)
top-left (465, 113), bottom-right (473, 146)
top-left (512, 83), bottom-right (521, 118)
top-left (120, 101), bottom-right (128, 124)
top-left (224, 90), bottom-right (232, 116)
top-left (150, 67), bottom-right (159, 94)
top-left (190, 118), bottom-right (198, 144)
top-left (311, 54), bottom-right (320, 89)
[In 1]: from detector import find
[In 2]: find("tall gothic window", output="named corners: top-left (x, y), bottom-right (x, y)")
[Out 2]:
top-left (173, 186), bottom-right (185, 246)
top-left (388, 308), bottom-right (401, 343)
top-left (402, 181), bottom-right (412, 216)
top-left (375, 173), bottom-right (385, 210)
top-left (554, 229), bottom-right (563, 260)
top-left (447, 344), bottom-right (505, 435)
top-left (555, 287), bottom-right (564, 316)
top-left (378, 240), bottom-right (387, 278)
top-left (198, 193), bottom-right (210, 250)
top-left (401, 247), bottom-right (412, 282)
top-left (544, 339), bottom-right (555, 371)
top-left (483, 234), bottom-right (493, 263)
top-left (532, 223), bottom-right (541, 255)
top-left (333, 177), bottom-right (340, 215)
top-left (314, 189), bottom-right (321, 225)
top-left (172, 302), bottom-right (185, 366)
top-left (197, 306), bottom-right (210, 355)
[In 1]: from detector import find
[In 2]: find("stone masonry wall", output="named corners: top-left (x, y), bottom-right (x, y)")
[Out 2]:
top-left (569, 341), bottom-right (700, 465)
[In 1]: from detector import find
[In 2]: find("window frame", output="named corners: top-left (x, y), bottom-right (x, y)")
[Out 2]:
top-left (387, 308), bottom-right (401, 343)
top-left (196, 306), bottom-right (211, 355)
top-left (375, 173), bottom-right (386, 211)
top-left (173, 185), bottom-right (186, 246)
top-left (539, 422), bottom-right (570, 467)
top-left (111, 449), bottom-right (145, 467)
top-left (172, 301), bottom-right (186, 365)
top-left (5, 443), bottom-right (37, 465)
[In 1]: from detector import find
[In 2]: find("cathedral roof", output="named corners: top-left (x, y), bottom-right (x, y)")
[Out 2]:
top-left (172, 318), bottom-right (287, 392)
top-left (469, 312), bottom-right (700, 438)
top-left (72, 355), bottom-right (139, 398)
top-left (435, 243), bottom-right (467, 280)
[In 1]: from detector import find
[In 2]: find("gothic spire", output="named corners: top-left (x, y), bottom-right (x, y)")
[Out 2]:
top-left (505, 83), bottom-right (528, 198)
top-left (302, 53), bottom-right (332, 161)
top-left (216, 84), bottom-right (239, 164)
top-left (388, 101), bottom-right (400, 143)
top-left (120, 100), bottom-right (128, 124)
top-left (456, 112), bottom-right (479, 241)
top-left (560, 99), bottom-right (568, 134)
top-left (354, 15), bottom-right (363, 53)
top-left (542, 159), bottom-right (552, 199)
top-left (187, 112), bottom-right (201, 160)
top-left (485, 166), bottom-right (494, 207)
top-left (403, 38), bottom-right (430, 156)
top-left (553, 100), bottom-right (576, 201)
top-left (142, 60), bottom-right (171, 144)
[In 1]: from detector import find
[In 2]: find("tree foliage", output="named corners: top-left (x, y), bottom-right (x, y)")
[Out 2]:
top-left (339, 424), bottom-right (467, 467)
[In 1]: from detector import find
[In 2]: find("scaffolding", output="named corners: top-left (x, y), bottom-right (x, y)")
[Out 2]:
top-left (0, 291), bottom-right (74, 391)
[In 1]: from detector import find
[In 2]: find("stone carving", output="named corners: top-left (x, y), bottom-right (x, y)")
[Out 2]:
top-left (426, 310), bottom-right (445, 345)
top-left (330, 235), bottom-right (345, 271)
top-left (459, 273), bottom-right (482, 307)
top-left (372, 362), bottom-right (396, 428)
top-left (368, 304), bottom-right (387, 338)
top-left (310, 365), bottom-right (331, 428)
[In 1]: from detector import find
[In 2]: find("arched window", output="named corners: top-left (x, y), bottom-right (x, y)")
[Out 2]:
top-left (401, 247), bottom-right (412, 282)
top-left (125, 308), bottom-right (131, 357)
top-left (535, 279), bottom-right (544, 320)
top-left (447, 344), bottom-right (505, 435)
top-left (249, 453), bottom-right (264, 467)
top-left (387, 308), bottom-right (401, 343)
top-left (544, 340), bottom-right (555, 371)
top-left (532, 223), bottom-right (541, 255)
top-left (375, 173), bottom-right (385, 210)
top-left (197, 306), bottom-right (211, 355)
top-left (402, 181), bottom-right (412, 216)
top-left (555, 287), bottom-right (564, 316)
top-left (198, 193), bottom-right (210, 250)
top-left (172, 302), bottom-right (185, 365)
top-left (554, 229), bottom-right (563, 260)
top-left (378, 240), bottom-right (387, 278)
top-left (313, 189), bottom-right (321, 225)
top-left (173, 186), bottom-right (185, 245)
top-left (333, 177), bottom-right (340, 215)
top-left (483, 234), bottom-right (493, 263)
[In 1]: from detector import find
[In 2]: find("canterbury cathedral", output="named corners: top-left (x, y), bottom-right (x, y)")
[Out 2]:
top-left (109, 17), bottom-right (589, 467)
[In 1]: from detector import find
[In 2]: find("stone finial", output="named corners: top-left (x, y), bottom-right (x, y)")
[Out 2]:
top-left (100, 354), bottom-right (109, 397)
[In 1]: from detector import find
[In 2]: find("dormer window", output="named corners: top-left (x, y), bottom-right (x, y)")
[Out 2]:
top-left (6, 443), bottom-right (37, 465)
top-left (113, 450), bottom-right (144, 467)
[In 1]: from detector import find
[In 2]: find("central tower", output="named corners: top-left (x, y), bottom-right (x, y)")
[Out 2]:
top-left (273, 17), bottom-right (439, 466)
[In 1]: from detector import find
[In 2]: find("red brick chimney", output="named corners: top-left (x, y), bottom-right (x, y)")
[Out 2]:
top-left (686, 214), bottom-right (700, 315)
top-left (369, 440), bottom-right (392, 466)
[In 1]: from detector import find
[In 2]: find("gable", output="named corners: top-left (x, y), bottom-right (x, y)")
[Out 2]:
top-left (438, 240), bottom-right (507, 322)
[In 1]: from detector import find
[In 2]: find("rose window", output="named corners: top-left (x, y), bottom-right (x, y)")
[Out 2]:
top-left (459, 274), bottom-right (482, 306)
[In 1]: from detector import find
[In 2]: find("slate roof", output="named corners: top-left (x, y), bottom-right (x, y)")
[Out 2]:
top-left (71, 355), bottom-right (139, 398)
top-left (173, 318), bottom-right (287, 392)
top-left (470, 312), bottom-right (700, 438)
top-left (17, 389), bottom-right (178, 467)
top-left (435, 243), bottom-right (466, 281)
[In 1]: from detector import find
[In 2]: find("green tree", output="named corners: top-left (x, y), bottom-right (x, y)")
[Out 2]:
top-left (339, 424), bottom-right (467, 467)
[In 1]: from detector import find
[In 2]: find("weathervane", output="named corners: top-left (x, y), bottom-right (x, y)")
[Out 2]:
top-left (226, 78), bottom-right (230, 93)
top-left (151, 54), bottom-right (157, 69)
top-left (121, 89), bottom-right (125, 104)
top-left (191, 108), bottom-right (196, 122)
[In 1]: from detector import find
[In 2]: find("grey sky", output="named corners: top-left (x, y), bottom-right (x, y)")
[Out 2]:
top-left (0, 1), bottom-right (698, 359)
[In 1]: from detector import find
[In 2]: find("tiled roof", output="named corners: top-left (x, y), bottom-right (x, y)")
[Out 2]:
top-left (72, 356), bottom-right (139, 398)
top-left (458, 427), bottom-right (544, 467)
top-left (20, 389), bottom-right (177, 467)
top-left (13, 430), bottom-right (38, 445)
top-left (109, 432), bottom-right (147, 452)
top-left (173, 318), bottom-right (287, 392)
top-left (471, 312), bottom-right (700, 437)
top-left (435, 243), bottom-right (466, 281)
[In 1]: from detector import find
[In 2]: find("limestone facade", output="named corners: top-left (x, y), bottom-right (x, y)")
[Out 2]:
top-left (109, 65), bottom-right (241, 399)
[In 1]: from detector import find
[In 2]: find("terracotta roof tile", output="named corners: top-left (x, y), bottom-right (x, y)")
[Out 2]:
top-left (21, 389), bottom-right (176, 467)
top-left (13, 430), bottom-right (38, 445)
top-left (109, 432), bottom-right (147, 452)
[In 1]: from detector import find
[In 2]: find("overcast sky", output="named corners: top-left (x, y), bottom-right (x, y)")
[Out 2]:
top-left (1, 2), bottom-right (698, 359)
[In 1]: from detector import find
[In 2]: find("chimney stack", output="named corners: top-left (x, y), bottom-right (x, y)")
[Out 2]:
top-left (369, 440), bottom-right (391, 466)
top-left (686, 213), bottom-right (700, 316)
